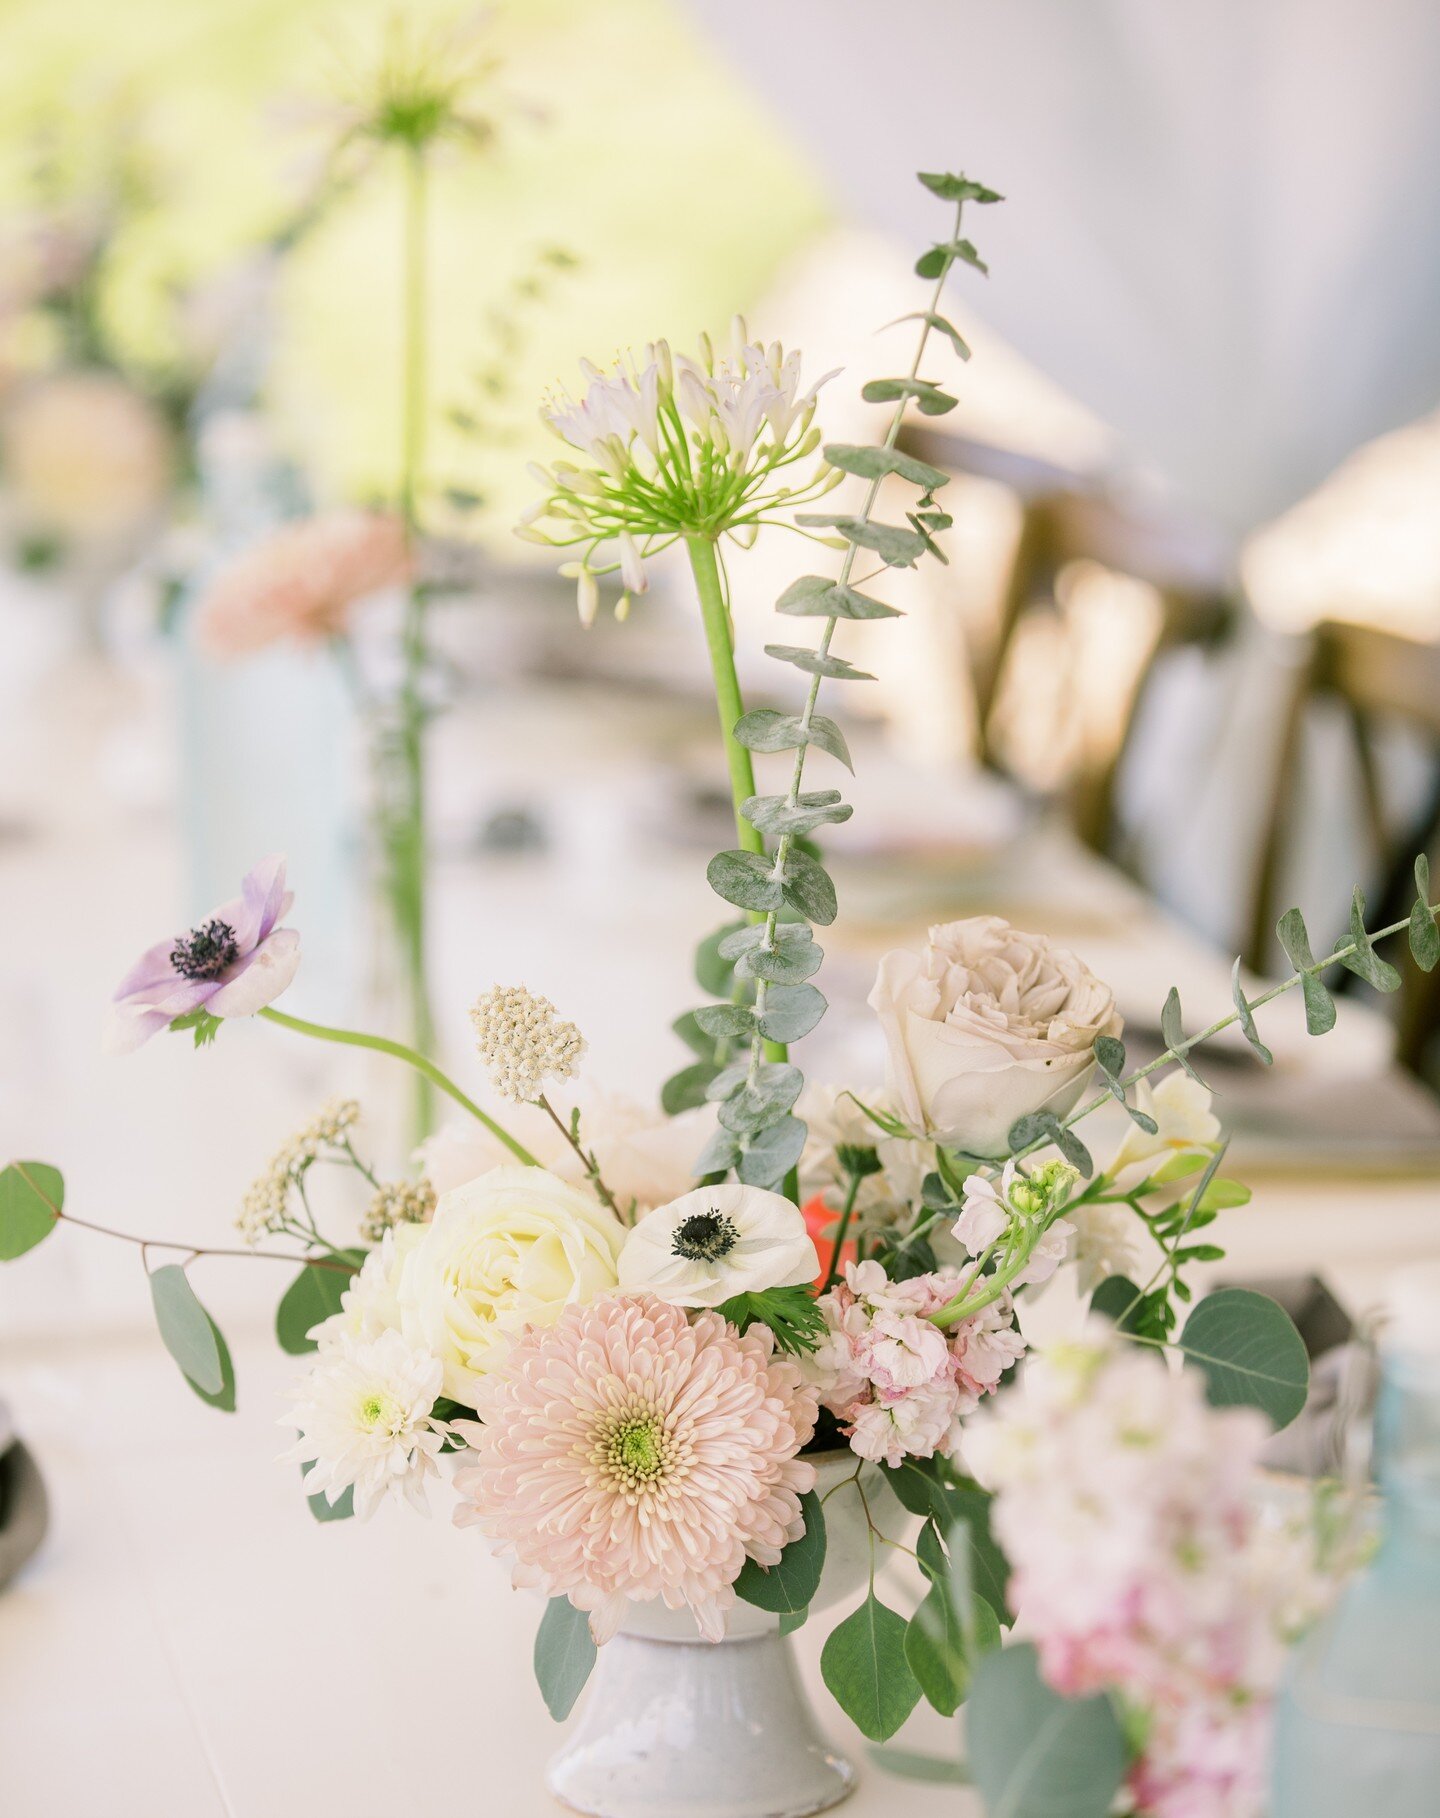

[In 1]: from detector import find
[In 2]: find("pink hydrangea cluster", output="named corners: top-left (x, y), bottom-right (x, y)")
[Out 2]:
top-left (966, 1330), bottom-right (1334, 1818)
top-left (811, 1259), bottom-right (1025, 1468)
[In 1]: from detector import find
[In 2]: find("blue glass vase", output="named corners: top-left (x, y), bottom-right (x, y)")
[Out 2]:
top-left (1270, 1347), bottom-right (1440, 1811)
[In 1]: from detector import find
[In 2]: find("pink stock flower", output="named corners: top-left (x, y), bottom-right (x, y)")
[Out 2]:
top-left (195, 509), bottom-right (412, 656)
top-left (105, 855), bottom-right (300, 1053)
top-left (451, 1294), bottom-right (818, 1643)
top-left (811, 1259), bottom-right (1024, 1469)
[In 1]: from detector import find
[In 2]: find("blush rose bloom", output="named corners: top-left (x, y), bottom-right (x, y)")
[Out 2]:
top-left (396, 1165), bottom-right (624, 1403)
top-left (868, 916), bottom-right (1121, 1160)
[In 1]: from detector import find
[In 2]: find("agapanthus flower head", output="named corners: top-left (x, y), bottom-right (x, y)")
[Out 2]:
top-left (469, 983), bottom-right (584, 1103)
top-left (106, 854), bottom-right (300, 1053)
top-left (305, 12), bottom-right (501, 164)
top-left (283, 1325), bottom-right (447, 1519)
top-left (521, 319), bottom-right (842, 623)
top-left (195, 510), bottom-right (412, 657)
top-left (452, 1293), bottom-right (818, 1642)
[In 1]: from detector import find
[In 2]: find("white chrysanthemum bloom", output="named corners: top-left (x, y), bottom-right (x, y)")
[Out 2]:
top-left (469, 984), bottom-right (584, 1104)
top-left (1107, 1071), bottom-right (1221, 1177)
top-left (314, 1224), bottom-right (426, 1352)
top-left (283, 1326), bottom-right (447, 1519)
top-left (520, 320), bottom-right (841, 623)
top-left (617, 1183), bottom-right (819, 1309)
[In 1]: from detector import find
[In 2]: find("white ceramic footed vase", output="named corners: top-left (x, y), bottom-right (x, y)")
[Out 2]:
top-left (546, 1451), bottom-right (907, 1818)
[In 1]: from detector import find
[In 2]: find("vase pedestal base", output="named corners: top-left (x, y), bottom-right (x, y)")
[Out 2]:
top-left (545, 1627), bottom-right (856, 1818)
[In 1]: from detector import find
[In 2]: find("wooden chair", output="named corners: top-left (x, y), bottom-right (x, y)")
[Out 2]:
top-left (898, 425), bottom-right (1236, 854)
top-left (1247, 619), bottom-right (1440, 1076)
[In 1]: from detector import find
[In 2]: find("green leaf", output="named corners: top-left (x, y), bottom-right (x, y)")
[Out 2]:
top-left (694, 1126), bottom-right (741, 1175)
top-left (1090, 1274), bottom-right (1146, 1334)
top-left (1007, 1111), bottom-right (1093, 1178)
top-left (868, 1745), bottom-right (970, 1786)
top-left (717, 1063), bottom-right (805, 1134)
top-left (1276, 908), bottom-right (1337, 1035)
top-left (906, 1580), bottom-right (968, 1715)
top-left (1093, 1035), bottom-right (1126, 1078)
top-left (764, 643), bottom-right (875, 682)
top-left (795, 513), bottom-right (929, 568)
top-left (775, 574), bottom-right (902, 621)
top-left (1340, 887), bottom-right (1402, 993)
top-left (694, 1002), bottom-right (755, 1041)
top-left (820, 1592), bottom-right (922, 1741)
top-left (1410, 855), bottom-right (1439, 972)
top-left (941, 1491), bottom-right (1012, 1624)
top-left (534, 1596), bottom-right (596, 1722)
top-left (1160, 986), bottom-right (1212, 1088)
top-left (694, 920), bottom-right (743, 996)
top-left (671, 1009), bottom-right (715, 1058)
top-left (276, 1252), bottom-right (365, 1355)
top-left (716, 1286), bottom-right (828, 1355)
top-left (303, 1463), bottom-right (353, 1521)
top-left (917, 171), bottom-right (1004, 204)
top-left (707, 849), bottom-right (783, 913)
top-left (915, 238), bottom-right (988, 279)
top-left (169, 1007), bottom-right (223, 1048)
top-left (884, 310), bottom-right (972, 360)
top-left (743, 789), bottom-right (854, 837)
top-left (823, 443), bottom-right (950, 488)
top-left (189, 1315), bottom-right (237, 1412)
top-left (1230, 958), bottom-right (1275, 1066)
top-left (733, 707), bottom-right (854, 771)
top-left (0, 1161), bottom-right (63, 1260)
top-left (737, 1115), bottom-right (807, 1188)
top-left (781, 851), bottom-right (838, 926)
top-left (737, 938), bottom-right (822, 985)
top-left (149, 1265), bottom-right (225, 1396)
top-left (968, 1644), bottom-right (1126, 1818)
top-left (756, 983), bottom-right (826, 1043)
top-left (1177, 1287), bottom-right (1310, 1429)
top-left (661, 1060), bottom-right (721, 1115)
top-left (736, 1491), bottom-right (826, 1613)
top-left (859, 376), bottom-right (957, 416)
top-left (779, 1608), bottom-right (808, 1635)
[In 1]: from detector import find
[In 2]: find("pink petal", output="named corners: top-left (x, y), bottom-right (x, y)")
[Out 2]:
top-left (206, 926), bottom-right (300, 1018)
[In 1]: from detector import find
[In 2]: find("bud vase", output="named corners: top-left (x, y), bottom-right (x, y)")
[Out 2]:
top-left (546, 1451), bottom-right (907, 1818)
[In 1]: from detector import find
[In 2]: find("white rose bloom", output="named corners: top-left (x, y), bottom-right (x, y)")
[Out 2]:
top-left (1106, 1072), bottom-right (1220, 1177)
top-left (617, 1183), bottom-right (820, 1308)
top-left (396, 1166), bottom-right (624, 1402)
top-left (283, 1326), bottom-right (447, 1520)
top-left (869, 916), bottom-right (1121, 1159)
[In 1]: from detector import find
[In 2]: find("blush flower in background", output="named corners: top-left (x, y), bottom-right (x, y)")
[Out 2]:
top-left (967, 1328), bottom-right (1339, 1818)
top-left (453, 1293), bottom-right (817, 1642)
top-left (105, 854), bottom-right (300, 1053)
top-left (869, 916), bottom-right (1121, 1158)
top-left (194, 509), bottom-right (412, 656)
top-left (1, 370), bottom-right (174, 541)
top-left (617, 1183), bottom-right (819, 1308)
top-left (811, 1258), bottom-right (1024, 1468)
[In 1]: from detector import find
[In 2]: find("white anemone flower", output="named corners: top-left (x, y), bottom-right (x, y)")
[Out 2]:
top-left (282, 1326), bottom-right (447, 1519)
top-left (618, 1183), bottom-right (820, 1309)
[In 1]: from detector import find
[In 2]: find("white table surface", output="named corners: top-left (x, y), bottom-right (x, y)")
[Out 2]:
top-left (3, 644), bottom-right (1439, 1816)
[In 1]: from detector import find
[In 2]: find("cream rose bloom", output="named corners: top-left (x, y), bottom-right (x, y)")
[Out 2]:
top-left (396, 1166), bottom-right (624, 1402)
top-left (868, 916), bottom-right (1121, 1160)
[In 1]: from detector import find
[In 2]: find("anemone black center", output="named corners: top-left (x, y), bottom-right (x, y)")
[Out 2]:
top-left (170, 918), bottom-right (239, 982)
top-left (671, 1209), bottom-right (740, 1264)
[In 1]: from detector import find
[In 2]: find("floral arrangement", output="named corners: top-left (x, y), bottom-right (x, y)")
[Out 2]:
top-left (3, 165), bottom-right (1433, 1815)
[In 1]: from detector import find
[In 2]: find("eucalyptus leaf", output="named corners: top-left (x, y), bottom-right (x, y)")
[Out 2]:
top-left (671, 1009), bottom-right (714, 1059)
top-left (859, 377), bottom-right (958, 416)
top-left (661, 1060), bottom-right (721, 1115)
top-left (794, 513), bottom-right (929, 569)
top-left (775, 574), bottom-right (902, 621)
top-left (867, 1745), bottom-right (970, 1785)
top-left (694, 1126), bottom-right (741, 1175)
top-left (1178, 1287), bottom-right (1310, 1428)
top-left (1160, 986), bottom-right (1211, 1088)
top-left (915, 238), bottom-right (988, 279)
top-left (917, 171), bottom-right (1004, 203)
top-left (1340, 887), bottom-right (1402, 993)
top-left (304, 1463), bottom-right (353, 1522)
top-left (719, 919), bottom-right (815, 960)
top-left (1411, 854), bottom-right (1440, 972)
top-left (779, 1608), bottom-right (809, 1636)
top-left (1006, 1111), bottom-right (1093, 1178)
top-left (820, 1592), bottom-right (922, 1741)
top-left (1230, 959), bottom-right (1275, 1066)
top-left (0, 1160), bottom-right (63, 1260)
top-left (718, 1063), bottom-right (805, 1134)
top-left (737, 1116), bottom-right (807, 1188)
top-left (906, 1580), bottom-right (968, 1715)
top-left (780, 851), bottom-right (838, 926)
top-left (743, 790), bottom-right (854, 837)
top-left (884, 310), bottom-right (972, 360)
top-left (1276, 908), bottom-right (1338, 1035)
top-left (737, 938), bottom-right (822, 985)
top-left (735, 1490), bottom-right (826, 1613)
top-left (189, 1314), bottom-right (237, 1413)
top-left (755, 982), bottom-right (827, 1043)
top-left (764, 643), bottom-right (875, 682)
top-left (694, 921), bottom-right (744, 996)
top-left (823, 443), bottom-right (950, 488)
top-left (1093, 1035), bottom-right (1126, 1078)
top-left (534, 1596), bottom-right (597, 1722)
top-left (694, 1003), bottom-right (755, 1040)
top-left (1090, 1275), bottom-right (1147, 1334)
top-left (149, 1265), bottom-right (225, 1396)
top-left (276, 1251), bottom-right (365, 1355)
top-left (707, 849), bottom-right (783, 913)
top-left (968, 1644), bottom-right (1126, 1818)
top-left (733, 707), bottom-right (854, 771)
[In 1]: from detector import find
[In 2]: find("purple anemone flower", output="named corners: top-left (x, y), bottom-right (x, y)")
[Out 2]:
top-left (105, 854), bottom-right (301, 1054)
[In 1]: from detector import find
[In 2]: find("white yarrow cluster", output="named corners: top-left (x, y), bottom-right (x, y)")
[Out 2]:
top-left (469, 984), bottom-right (584, 1103)
top-left (236, 1098), bottom-right (362, 1243)
top-left (360, 1176), bottom-right (436, 1243)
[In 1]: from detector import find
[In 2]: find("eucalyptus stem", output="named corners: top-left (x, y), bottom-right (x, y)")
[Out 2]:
top-left (742, 197), bottom-right (966, 1091)
top-left (257, 1006), bottom-right (539, 1166)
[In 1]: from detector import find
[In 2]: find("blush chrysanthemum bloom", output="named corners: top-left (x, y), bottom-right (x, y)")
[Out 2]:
top-left (195, 509), bottom-right (413, 656)
top-left (452, 1294), bottom-right (819, 1643)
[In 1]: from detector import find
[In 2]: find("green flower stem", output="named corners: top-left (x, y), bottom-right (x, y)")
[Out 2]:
top-left (257, 1006), bottom-right (539, 1165)
top-left (928, 896), bottom-right (1440, 1329)
top-left (685, 533), bottom-right (787, 1068)
top-left (820, 1170), bottom-right (863, 1293)
top-left (743, 199), bottom-right (967, 1091)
